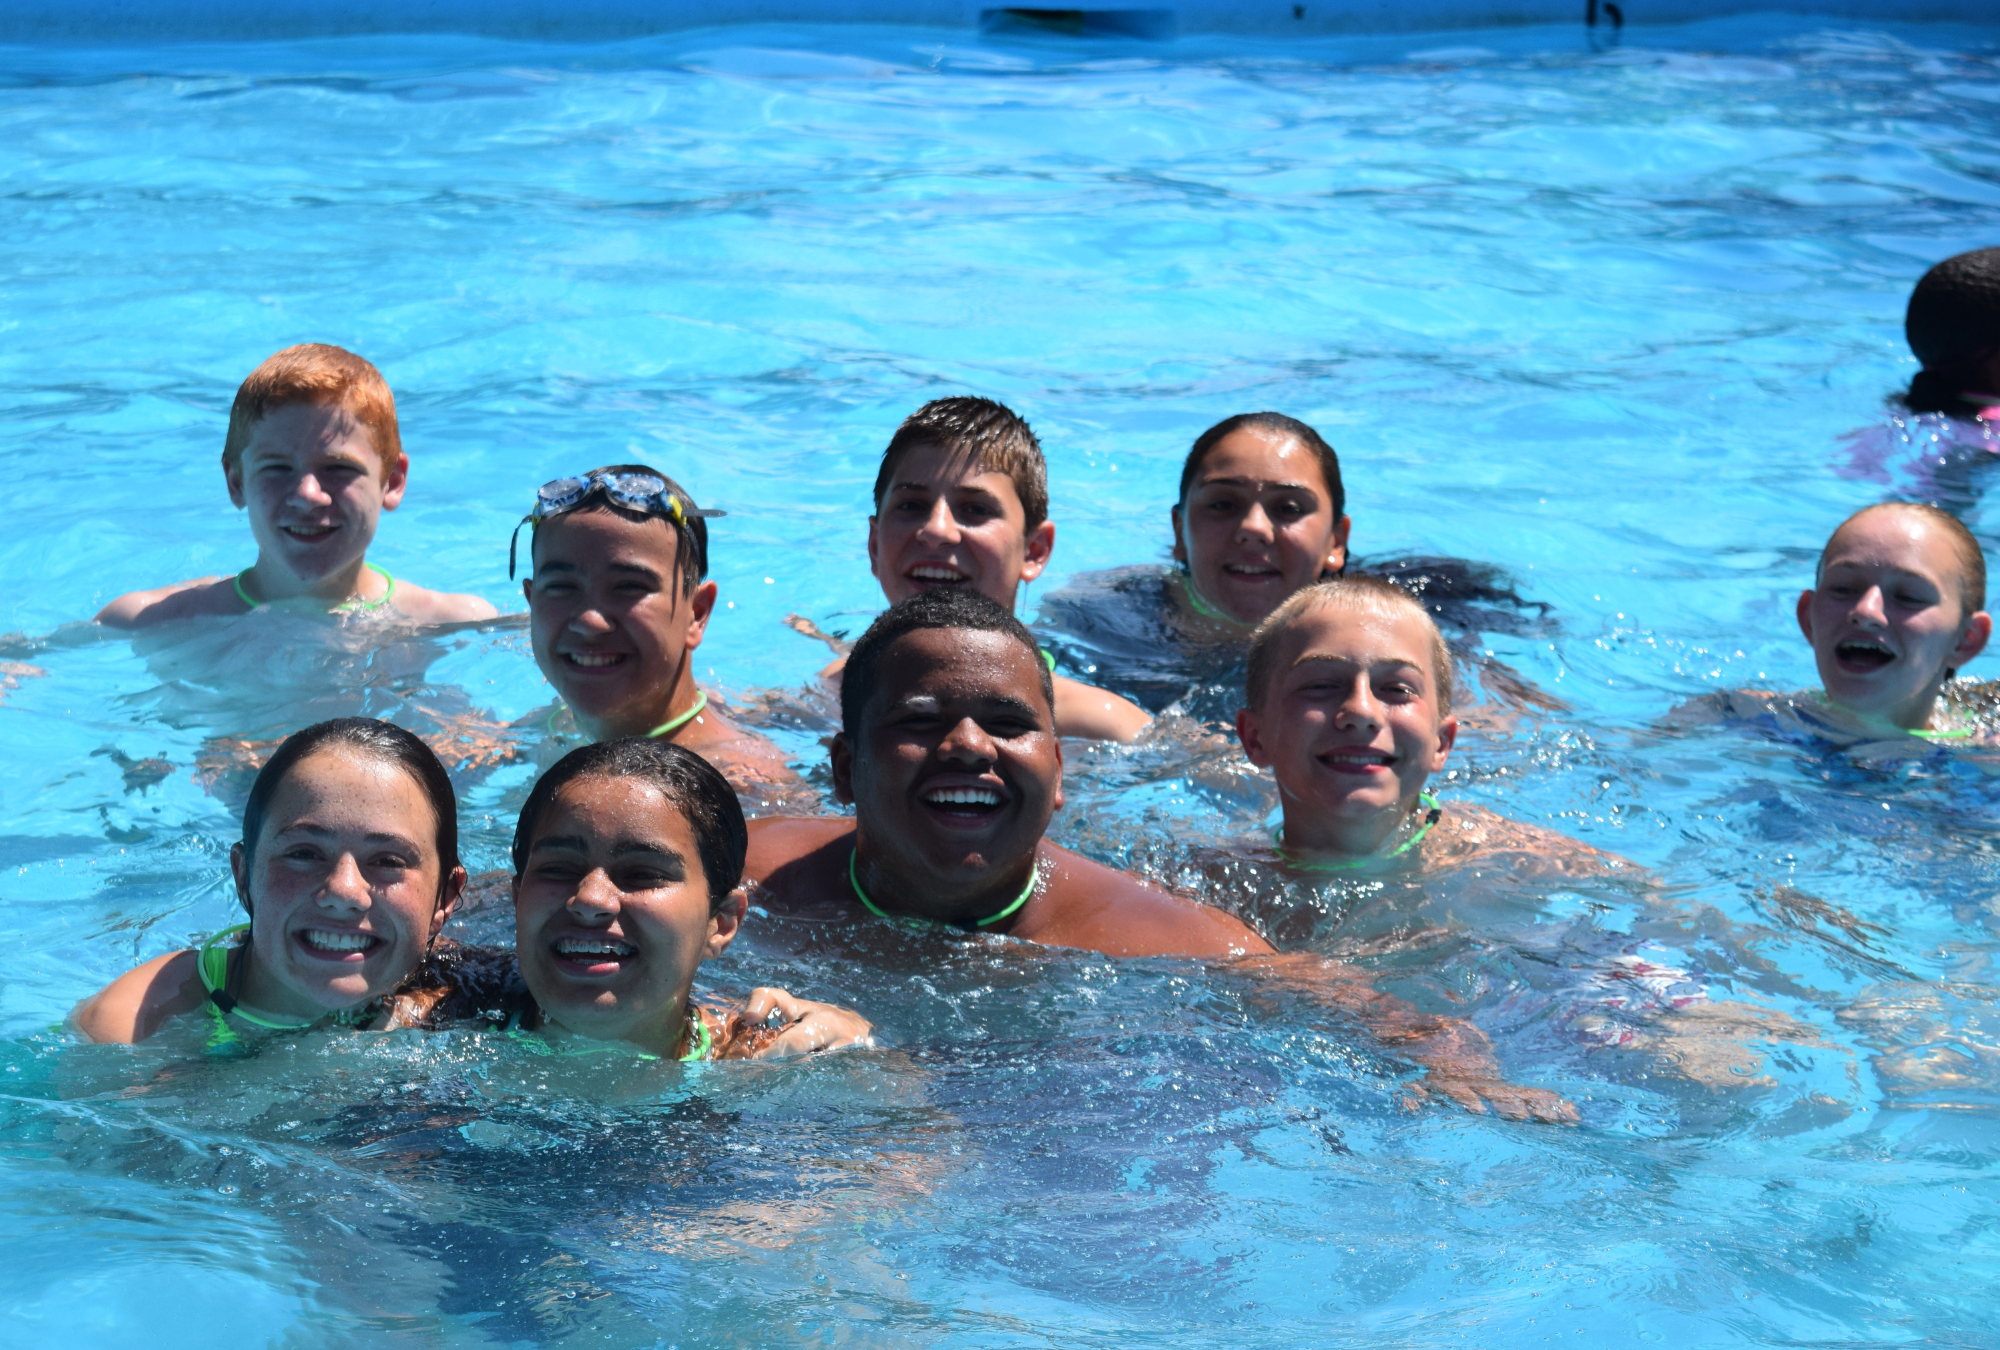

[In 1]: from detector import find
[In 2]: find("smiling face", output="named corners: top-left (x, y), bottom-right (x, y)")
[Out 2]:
top-left (1172, 427), bottom-right (1350, 628)
top-left (229, 747), bottom-right (459, 1021)
top-left (513, 774), bottom-right (740, 1054)
top-left (869, 443), bottom-right (1055, 612)
top-left (1798, 507), bottom-right (1992, 729)
top-left (226, 401), bottom-right (407, 590)
top-left (1236, 603), bottom-right (1456, 853)
top-left (526, 509), bottom-right (718, 738)
top-left (832, 627), bottom-right (1062, 915)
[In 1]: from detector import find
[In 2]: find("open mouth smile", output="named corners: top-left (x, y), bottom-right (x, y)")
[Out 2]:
top-left (561, 651), bottom-right (630, 670)
top-left (1318, 747), bottom-right (1396, 775)
top-left (295, 927), bottom-right (381, 961)
top-left (921, 784), bottom-right (1006, 820)
top-left (281, 523), bottom-right (342, 542)
top-left (550, 934), bottom-right (639, 977)
top-left (1834, 638), bottom-right (1897, 673)
top-left (1221, 563), bottom-right (1282, 580)
top-left (906, 564), bottom-right (971, 585)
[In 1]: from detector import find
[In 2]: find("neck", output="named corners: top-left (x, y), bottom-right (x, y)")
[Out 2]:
top-left (851, 833), bottom-right (1040, 928)
top-left (575, 662), bottom-right (704, 742)
top-left (547, 994), bottom-right (692, 1058)
top-left (1823, 682), bottom-right (1949, 736)
top-left (235, 947), bottom-right (349, 1023)
top-left (243, 555), bottom-right (379, 608)
top-left (1277, 790), bottom-right (1428, 859)
top-left (1173, 571), bottom-right (1254, 635)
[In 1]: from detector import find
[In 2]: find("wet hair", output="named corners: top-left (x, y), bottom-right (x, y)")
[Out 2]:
top-left (511, 739), bottom-right (746, 913)
top-left (873, 397), bottom-right (1049, 533)
top-left (1244, 576), bottom-right (1456, 714)
top-left (224, 344), bottom-right (401, 479)
top-left (841, 587), bottom-right (1055, 742)
top-left (1817, 502), bottom-right (1988, 616)
top-left (240, 718), bottom-right (459, 903)
top-left (1903, 248), bottom-right (2000, 415)
top-left (531, 462), bottom-right (712, 597)
top-left (1176, 413), bottom-right (1345, 523)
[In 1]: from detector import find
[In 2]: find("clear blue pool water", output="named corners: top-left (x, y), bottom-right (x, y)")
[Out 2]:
top-left (2, 14), bottom-right (1999, 1346)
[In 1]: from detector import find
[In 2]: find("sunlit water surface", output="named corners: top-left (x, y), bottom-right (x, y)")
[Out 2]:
top-left (2, 15), bottom-right (1999, 1347)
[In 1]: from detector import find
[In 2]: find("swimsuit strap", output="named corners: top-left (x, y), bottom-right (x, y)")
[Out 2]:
top-left (197, 924), bottom-right (322, 1048)
top-left (1274, 793), bottom-right (1442, 873)
top-left (1913, 725), bottom-right (1975, 740)
top-left (847, 848), bottom-right (1037, 929)
top-left (232, 563), bottom-right (396, 615)
top-left (679, 1009), bottom-right (713, 1062)
top-left (648, 691), bottom-right (709, 739)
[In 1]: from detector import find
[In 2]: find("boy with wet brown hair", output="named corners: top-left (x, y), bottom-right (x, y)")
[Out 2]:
top-left (795, 396), bottom-right (1153, 742)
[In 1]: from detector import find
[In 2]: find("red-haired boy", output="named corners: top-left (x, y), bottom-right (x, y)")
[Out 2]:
top-left (97, 343), bottom-right (497, 628)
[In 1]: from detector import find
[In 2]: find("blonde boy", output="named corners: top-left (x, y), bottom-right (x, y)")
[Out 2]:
top-left (98, 344), bottom-right (497, 628)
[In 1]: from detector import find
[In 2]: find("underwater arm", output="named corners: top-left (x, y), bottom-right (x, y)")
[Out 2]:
top-left (1245, 951), bottom-right (1578, 1124)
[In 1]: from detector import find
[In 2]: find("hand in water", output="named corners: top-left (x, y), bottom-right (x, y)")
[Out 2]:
top-left (1403, 1075), bottom-right (1579, 1124)
top-left (723, 986), bottom-right (874, 1059)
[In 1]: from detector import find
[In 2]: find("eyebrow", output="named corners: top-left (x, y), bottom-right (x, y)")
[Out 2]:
top-left (1291, 653), bottom-right (1425, 674)
top-left (529, 834), bottom-right (685, 862)
top-left (1195, 475), bottom-right (1317, 495)
top-left (532, 560), bottom-right (663, 583)
top-left (884, 692), bottom-right (1045, 720)
top-left (890, 480), bottom-right (1003, 499)
top-left (274, 823), bottom-right (423, 849)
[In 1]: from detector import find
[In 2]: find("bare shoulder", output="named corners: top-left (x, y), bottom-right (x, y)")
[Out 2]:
top-left (682, 709), bottom-right (799, 787)
top-left (70, 950), bottom-right (205, 1044)
top-left (1026, 844), bottom-right (1273, 959)
top-left (1052, 674), bottom-right (1153, 744)
top-left (389, 582), bottom-right (500, 624)
top-left (95, 577), bottom-right (241, 629)
top-left (744, 816), bottom-right (853, 881)
top-left (1427, 802), bottom-right (1636, 878)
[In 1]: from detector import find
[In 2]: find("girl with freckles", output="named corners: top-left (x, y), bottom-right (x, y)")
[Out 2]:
top-left (73, 718), bottom-right (469, 1047)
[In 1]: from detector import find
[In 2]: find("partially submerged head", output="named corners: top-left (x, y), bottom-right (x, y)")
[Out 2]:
top-left (1798, 501), bottom-right (1992, 730)
top-left (1171, 412), bottom-right (1351, 628)
top-left (833, 587), bottom-right (1060, 920)
top-left (511, 738), bottom-right (748, 1055)
top-left (1236, 577), bottom-right (1457, 854)
top-left (1904, 247), bottom-right (2000, 416)
top-left (868, 396), bottom-right (1054, 612)
top-left (229, 718), bottom-right (464, 1019)
top-left (522, 464), bottom-right (721, 739)
top-left (222, 344), bottom-right (409, 590)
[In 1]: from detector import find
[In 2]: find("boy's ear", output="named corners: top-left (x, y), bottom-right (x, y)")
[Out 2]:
top-left (229, 842), bottom-right (253, 916)
top-left (522, 578), bottom-right (534, 606)
top-left (1431, 714), bottom-right (1459, 773)
top-left (224, 454), bottom-right (247, 510)
top-left (378, 451), bottom-right (410, 512)
top-left (706, 888), bottom-right (749, 958)
top-left (1169, 506), bottom-right (1187, 564)
top-left (866, 516), bottom-right (881, 580)
top-left (1796, 590), bottom-right (1817, 645)
top-left (1051, 735), bottom-right (1064, 814)
top-left (1324, 515), bottom-right (1353, 576)
top-left (431, 865), bottom-right (468, 943)
top-left (1235, 706), bottom-right (1270, 767)
top-left (1020, 520), bottom-right (1056, 582)
top-left (1954, 610), bottom-right (1994, 667)
top-left (683, 580), bottom-right (720, 650)
top-left (830, 733), bottom-right (856, 805)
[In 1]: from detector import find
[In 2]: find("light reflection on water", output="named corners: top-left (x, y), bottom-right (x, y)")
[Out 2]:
top-left (0, 13), bottom-right (1998, 1345)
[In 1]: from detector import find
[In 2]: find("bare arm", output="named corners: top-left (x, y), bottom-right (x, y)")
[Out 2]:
top-left (1052, 674), bottom-right (1152, 744)
top-left (70, 950), bottom-right (207, 1044)
top-left (715, 987), bottom-right (875, 1059)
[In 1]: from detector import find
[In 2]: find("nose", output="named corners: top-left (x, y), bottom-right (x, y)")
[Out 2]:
top-left (1236, 501), bottom-right (1276, 543)
top-left (566, 869), bottom-right (621, 923)
top-left (916, 497), bottom-right (961, 544)
top-left (936, 715), bottom-right (999, 767)
top-left (564, 604), bottom-right (616, 636)
top-left (289, 473), bottom-right (333, 508)
top-left (317, 852), bottom-right (372, 915)
top-left (1853, 585), bottom-right (1889, 627)
top-left (1332, 676), bottom-right (1382, 730)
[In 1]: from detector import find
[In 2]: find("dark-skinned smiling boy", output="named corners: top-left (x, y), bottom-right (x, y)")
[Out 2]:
top-left (744, 588), bottom-right (1575, 1123)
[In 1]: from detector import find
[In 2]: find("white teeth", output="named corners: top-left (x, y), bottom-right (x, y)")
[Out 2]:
top-left (301, 929), bottom-right (375, 952)
top-left (927, 787), bottom-right (1001, 806)
top-left (565, 653), bottom-right (624, 667)
top-left (910, 566), bottom-right (967, 582)
top-left (554, 937), bottom-right (636, 957)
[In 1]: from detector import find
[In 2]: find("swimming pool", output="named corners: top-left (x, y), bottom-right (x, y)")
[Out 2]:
top-left (2, 14), bottom-right (1999, 1346)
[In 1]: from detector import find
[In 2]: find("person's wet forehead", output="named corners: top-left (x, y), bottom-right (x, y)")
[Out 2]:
top-left (866, 628), bottom-right (1051, 722)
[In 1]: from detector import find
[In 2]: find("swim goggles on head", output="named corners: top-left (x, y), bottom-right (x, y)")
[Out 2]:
top-left (510, 471), bottom-right (726, 578)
